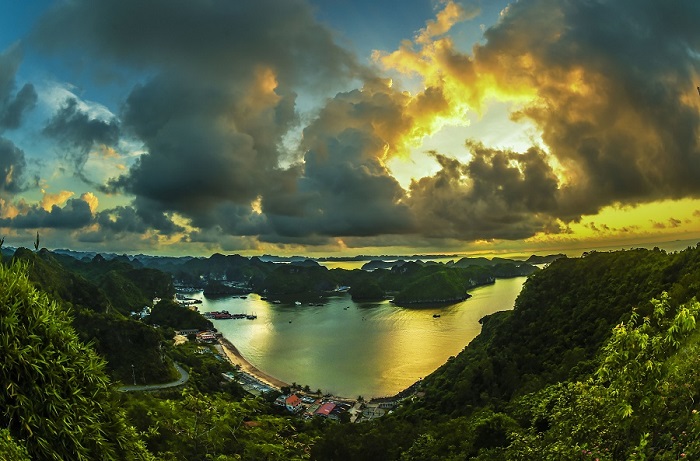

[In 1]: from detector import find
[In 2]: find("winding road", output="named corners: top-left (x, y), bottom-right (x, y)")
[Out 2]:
top-left (117, 362), bottom-right (189, 392)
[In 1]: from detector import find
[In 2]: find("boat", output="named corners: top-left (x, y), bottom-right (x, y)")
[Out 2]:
top-left (294, 301), bottom-right (302, 306)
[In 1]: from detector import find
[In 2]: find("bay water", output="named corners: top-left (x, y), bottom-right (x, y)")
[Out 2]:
top-left (193, 276), bottom-right (527, 398)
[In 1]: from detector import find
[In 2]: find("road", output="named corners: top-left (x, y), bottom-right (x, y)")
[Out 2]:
top-left (117, 362), bottom-right (189, 392)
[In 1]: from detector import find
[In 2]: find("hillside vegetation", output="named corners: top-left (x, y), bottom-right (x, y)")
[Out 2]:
top-left (9, 248), bottom-right (177, 384)
top-left (0, 261), bottom-right (152, 460)
top-left (4, 244), bottom-right (700, 460)
top-left (313, 246), bottom-right (700, 460)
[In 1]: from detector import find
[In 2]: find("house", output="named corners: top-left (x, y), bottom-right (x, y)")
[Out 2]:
top-left (196, 331), bottom-right (217, 343)
top-left (315, 402), bottom-right (336, 417)
top-left (285, 394), bottom-right (302, 413)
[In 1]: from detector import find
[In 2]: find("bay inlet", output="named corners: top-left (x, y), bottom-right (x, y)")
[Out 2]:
top-left (193, 276), bottom-right (527, 398)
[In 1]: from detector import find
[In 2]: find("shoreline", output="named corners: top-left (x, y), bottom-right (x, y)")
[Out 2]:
top-left (216, 336), bottom-right (360, 402)
top-left (216, 337), bottom-right (290, 390)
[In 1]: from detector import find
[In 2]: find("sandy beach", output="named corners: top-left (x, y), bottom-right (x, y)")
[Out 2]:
top-left (216, 337), bottom-right (290, 389)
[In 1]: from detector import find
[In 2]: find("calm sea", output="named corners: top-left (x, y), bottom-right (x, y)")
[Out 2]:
top-left (192, 276), bottom-right (527, 398)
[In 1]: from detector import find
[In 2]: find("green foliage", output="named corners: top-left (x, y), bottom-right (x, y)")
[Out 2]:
top-left (349, 280), bottom-right (384, 300)
top-left (259, 264), bottom-right (336, 297)
top-left (312, 416), bottom-right (418, 461)
top-left (9, 247), bottom-right (180, 383)
top-left (316, 246), bottom-right (700, 460)
top-left (0, 429), bottom-right (29, 461)
top-left (60, 253), bottom-right (176, 315)
top-left (147, 298), bottom-right (213, 331)
top-left (0, 261), bottom-right (152, 460)
top-left (13, 247), bottom-right (112, 313)
top-left (169, 342), bottom-right (245, 395)
top-left (393, 269), bottom-right (467, 305)
top-left (415, 248), bottom-right (693, 417)
top-left (398, 411), bottom-right (518, 461)
top-left (507, 293), bottom-right (700, 460)
top-left (74, 309), bottom-right (178, 384)
top-left (122, 389), bottom-right (319, 460)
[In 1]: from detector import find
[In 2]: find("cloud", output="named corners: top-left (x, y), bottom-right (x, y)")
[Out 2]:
top-left (0, 197), bottom-right (93, 229)
top-left (488, 0), bottom-right (700, 218)
top-left (32, 0), bottom-right (371, 239)
top-left (406, 141), bottom-right (561, 240)
top-left (93, 206), bottom-right (149, 236)
top-left (380, 0), bottom-right (700, 223)
top-left (0, 138), bottom-right (26, 194)
top-left (40, 190), bottom-right (74, 211)
top-left (0, 45), bottom-right (33, 198)
top-left (258, 79), bottom-right (419, 241)
top-left (42, 97), bottom-right (120, 184)
top-left (0, 44), bottom-right (37, 131)
top-left (21, 0), bottom-right (700, 251)
top-left (668, 217), bottom-right (682, 228)
top-left (1, 83), bottom-right (38, 130)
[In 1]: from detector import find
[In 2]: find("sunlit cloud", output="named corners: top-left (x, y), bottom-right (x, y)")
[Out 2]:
top-left (0, 0), bottom-right (697, 255)
top-left (40, 190), bottom-right (74, 211)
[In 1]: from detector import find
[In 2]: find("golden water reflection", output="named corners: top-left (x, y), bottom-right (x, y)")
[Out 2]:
top-left (194, 276), bottom-right (526, 398)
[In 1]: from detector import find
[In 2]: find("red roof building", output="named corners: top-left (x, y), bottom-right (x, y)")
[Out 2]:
top-left (285, 394), bottom-right (302, 412)
top-left (315, 402), bottom-right (336, 417)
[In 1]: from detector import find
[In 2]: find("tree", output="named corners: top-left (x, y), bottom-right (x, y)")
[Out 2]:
top-left (0, 261), bottom-right (152, 460)
top-left (0, 429), bottom-right (29, 461)
top-left (508, 293), bottom-right (700, 460)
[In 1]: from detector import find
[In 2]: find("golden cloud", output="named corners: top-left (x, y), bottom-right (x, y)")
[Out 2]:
top-left (40, 190), bottom-right (75, 211)
top-left (80, 192), bottom-right (99, 213)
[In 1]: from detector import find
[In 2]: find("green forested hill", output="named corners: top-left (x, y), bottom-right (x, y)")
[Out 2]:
top-left (8, 248), bottom-right (177, 384)
top-left (5, 244), bottom-right (700, 460)
top-left (0, 260), bottom-right (319, 460)
top-left (0, 262), bottom-right (153, 460)
top-left (313, 245), bottom-right (700, 460)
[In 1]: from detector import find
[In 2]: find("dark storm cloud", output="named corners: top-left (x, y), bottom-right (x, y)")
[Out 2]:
top-left (0, 198), bottom-right (92, 229)
top-left (104, 72), bottom-right (287, 216)
top-left (33, 0), bottom-right (368, 239)
top-left (0, 138), bottom-right (26, 194)
top-left (0, 45), bottom-right (33, 196)
top-left (129, 197), bottom-right (185, 236)
top-left (471, 0), bottom-right (700, 219)
top-left (406, 142), bottom-right (561, 240)
top-left (30, 0), bottom-right (700, 248)
top-left (32, 0), bottom-right (362, 89)
top-left (0, 31), bottom-right (37, 129)
top-left (80, 204), bottom-right (182, 243)
top-left (1, 83), bottom-right (37, 130)
top-left (95, 206), bottom-right (149, 235)
top-left (43, 98), bottom-right (119, 183)
top-left (259, 80), bottom-right (417, 240)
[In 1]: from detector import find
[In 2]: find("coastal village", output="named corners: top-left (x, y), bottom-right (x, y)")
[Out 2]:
top-left (174, 326), bottom-right (403, 424)
top-left (130, 253), bottom-right (539, 426)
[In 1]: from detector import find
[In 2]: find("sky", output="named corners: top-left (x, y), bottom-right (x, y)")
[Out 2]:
top-left (1, 0), bottom-right (700, 258)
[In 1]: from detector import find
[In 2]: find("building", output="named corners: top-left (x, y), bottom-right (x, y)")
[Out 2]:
top-left (285, 394), bottom-right (302, 413)
top-left (196, 331), bottom-right (217, 343)
top-left (315, 402), bottom-right (336, 417)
